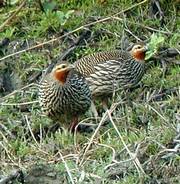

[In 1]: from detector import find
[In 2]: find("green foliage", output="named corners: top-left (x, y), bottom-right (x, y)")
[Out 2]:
top-left (116, 176), bottom-right (138, 184)
top-left (54, 130), bottom-right (74, 147)
top-left (8, 0), bottom-right (20, 5)
top-left (169, 33), bottom-right (180, 47)
top-left (170, 67), bottom-right (180, 76)
top-left (160, 129), bottom-right (175, 145)
top-left (0, 27), bottom-right (16, 39)
top-left (146, 143), bottom-right (159, 155)
top-left (42, 1), bottom-right (57, 12)
top-left (11, 140), bottom-right (30, 158)
top-left (145, 33), bottom-right (165, 60)
top-left (37, 9), bottom-right (74, 35)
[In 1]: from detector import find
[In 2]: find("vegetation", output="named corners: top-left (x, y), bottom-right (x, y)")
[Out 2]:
top-left (0, 0), bottom-right (179, 183)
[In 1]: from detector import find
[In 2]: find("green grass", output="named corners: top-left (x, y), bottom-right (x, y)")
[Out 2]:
top-left (0, 0), bottom-right (179, 183)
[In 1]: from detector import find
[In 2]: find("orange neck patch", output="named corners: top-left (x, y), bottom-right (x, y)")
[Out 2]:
top-left (132, 50), bottom-right (145, 61)
top-left (54, 70), bottom-right (69, 85)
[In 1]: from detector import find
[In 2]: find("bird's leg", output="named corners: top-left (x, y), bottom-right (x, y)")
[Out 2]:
top-left (69, 116), bottom-right (78, 133)
top-left (101, 97), bottom-right (111, 126)
top-left (125, 89), bottom-right (133, 108)
top-left (90, 101), bottom-right (99, 122)
top-left (101, 97), bottom-right (109, 111)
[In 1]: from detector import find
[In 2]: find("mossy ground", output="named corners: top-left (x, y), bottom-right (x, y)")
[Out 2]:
top-left (0, 0), bottom-right (179, 183)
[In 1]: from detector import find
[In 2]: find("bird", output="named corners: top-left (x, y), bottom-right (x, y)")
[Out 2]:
top-left (39, 62), bottom-right (92, 132)
top-left (74, 43), bottom-right (147, 115)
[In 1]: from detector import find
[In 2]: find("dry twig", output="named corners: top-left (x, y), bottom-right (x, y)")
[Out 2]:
top-left (0, 100), bottom-right (39, 106)
top-left (58, 151), bottom-right (75, 184)
top-left (106, 110), bottom-right (145, 176)
top-left (79, 103), bottom-right (118, 166)
top-left (25, 115), bottom-right (39, 146)
top-left (0, 1), bottom-right (26, 32)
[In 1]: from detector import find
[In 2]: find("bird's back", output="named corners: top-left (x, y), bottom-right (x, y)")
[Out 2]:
top-left (74, 50), bottom-right (131, 77)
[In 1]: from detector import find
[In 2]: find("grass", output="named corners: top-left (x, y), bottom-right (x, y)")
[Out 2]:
top-left (0, 0), bottom-right (179, 183)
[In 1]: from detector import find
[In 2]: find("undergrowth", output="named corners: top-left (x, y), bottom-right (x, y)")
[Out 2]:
top-left (0, 0), bottom-right (179, 183)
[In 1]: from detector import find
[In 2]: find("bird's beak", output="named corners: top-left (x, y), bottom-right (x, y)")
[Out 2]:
top-left (143, 45), bottom-right (148, 52)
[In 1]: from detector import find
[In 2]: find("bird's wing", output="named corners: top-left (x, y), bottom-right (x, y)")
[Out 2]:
top-left (85, 59), bottom-right (127, 95)
top-left (74, 50), bottom-right (130, 76)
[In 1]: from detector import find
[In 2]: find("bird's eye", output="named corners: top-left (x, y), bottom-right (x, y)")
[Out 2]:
top-left (61, 65), bottom-right (66, 69)
top-left (137, 46), bottom-right (142, 49)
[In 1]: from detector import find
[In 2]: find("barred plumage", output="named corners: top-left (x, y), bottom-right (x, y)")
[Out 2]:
top-left (74, 44), bottom-right (147, 96)
top-left (39, 63), bottom-right (92, 131)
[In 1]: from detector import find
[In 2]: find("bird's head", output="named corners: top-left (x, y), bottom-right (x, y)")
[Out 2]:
top-left (53, 63), bottom-right (74, 84)
top-left (130, 43), bottom-right (148, 62)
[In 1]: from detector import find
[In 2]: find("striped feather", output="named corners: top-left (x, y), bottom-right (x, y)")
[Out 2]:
top-left (39, 70), bottom-right (91, 124)
top-left (74, 50), bottom-right (145, 96)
